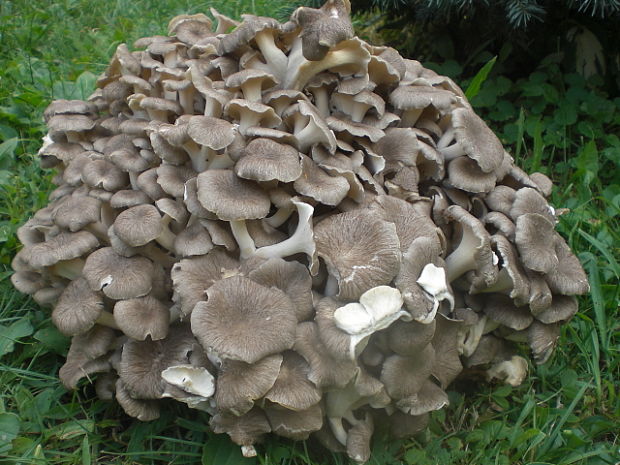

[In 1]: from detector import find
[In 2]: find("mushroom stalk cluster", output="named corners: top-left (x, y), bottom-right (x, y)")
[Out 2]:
top-left (12, 1), bottom-right (589, 462)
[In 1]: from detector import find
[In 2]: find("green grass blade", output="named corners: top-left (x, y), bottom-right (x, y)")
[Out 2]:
top-left (535, 381), bottom-right (590, 459)
top-left (578, 229), bottom-right (620, 280)
top-left (465, 55), bottom-right (497, 100)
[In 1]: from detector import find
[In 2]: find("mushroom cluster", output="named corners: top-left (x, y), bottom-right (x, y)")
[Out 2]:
top-left (11, 0), bottom-right (589, 462)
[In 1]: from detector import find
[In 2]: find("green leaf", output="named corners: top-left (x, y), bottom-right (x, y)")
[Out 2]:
top-left (0, 317), bottom-right (34, 358)
top-left (202, 435), bottom-right (256, 465)
top-left (81, 435), bottom-right (91, 465)
top-left (465, 56), bottom-right (497, 100)
top-left (0, 137), bottom-right (19, 170)
top-left (75, 71), bottom-right (97, 100)
top-left (34, 326), bottom-right (70, 355)
top-left (0, 412), bottom-right (20, 454)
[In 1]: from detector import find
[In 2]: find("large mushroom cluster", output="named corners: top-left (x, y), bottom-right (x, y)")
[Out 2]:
top-left (11, 0), bottom-right (589, 462)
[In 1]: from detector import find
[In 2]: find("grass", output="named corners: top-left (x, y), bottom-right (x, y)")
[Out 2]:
top-left (1, 1), bottom-right (619, 464)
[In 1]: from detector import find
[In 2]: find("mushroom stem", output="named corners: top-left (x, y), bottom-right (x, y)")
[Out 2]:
top-left (241, 81), bottom-right (263, 103)
top-left (263, 205), bottom-right (295, 228)
top-left (254, 30), bottom-right (288, 80)
top-left (206, 152), bottom-right (234, 170)
top-left (444, 228), bottom-right (479, 282)
top-left (230, 220), bottom-right (257, 259)
top-left (439, 142), bottom-right (466, 162)
top-left (129, 172), bottom-right (139, 191)
top-left (254, 200), bottom-right (315, 263)
top-left (241, 445), bottom-right (258, 458)
top-left (310, 88), bottom-right (330, 118)
top-left (155, 215), bottom-right (177, 251)
top-left (51, 258), bottom-right (85, 280)
top-left (437, 127), bottom-right (455, 149)
top-left (324, 273), bottom-right (339, 297)
top-left (96, 310), bottom-right (119, 330)
top-left (400, 108), bottom-right (423, 127)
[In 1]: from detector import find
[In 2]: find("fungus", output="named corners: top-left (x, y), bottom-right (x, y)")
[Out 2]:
top-left (11, 1), bottom-right (590, 462)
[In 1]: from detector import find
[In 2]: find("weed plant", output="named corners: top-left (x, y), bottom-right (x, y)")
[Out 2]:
top-left (1, 1), bottom-right (618, 464)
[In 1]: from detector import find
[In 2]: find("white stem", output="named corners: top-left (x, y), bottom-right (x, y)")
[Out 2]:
top-left (230, 220), bottom-right (257, 259)
top-left (325, 273), bottom-right (339, 297)
top-left (444, 229), bottom-right (478, 282)
top-left (440, 142), bottom-right (466, 161)
top-left (436, 127), bottom-right (455, 149)
top-left (263, 205), bottom-right (294, 228)
top-left (311, 88), bottom-right (330, 118)
top-left (254, 31), bottom-right (288, 80)
top-left (400, 108), bottom-right (423, 127)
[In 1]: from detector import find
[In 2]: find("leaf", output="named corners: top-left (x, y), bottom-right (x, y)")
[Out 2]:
top-left (202, 435), bottom-right (256, 465)
top-left (466, 56), bottom-right (497, 100)
top-left (0, 317), bottom-right (34, 358)
top-left (34, 326), bottom-right (70, 356)
top-left (0, 412), bottom-right (20, 454)
top-left (0, 137), bottom-right (18, 170)
top-left (75, 71), bottom-right (97, 100)
top-left (81, 435), bottom-right (91, 465)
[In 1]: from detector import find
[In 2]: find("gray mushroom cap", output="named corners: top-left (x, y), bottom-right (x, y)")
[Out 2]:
top-left (113, 295), bottom-right (170, 341)
top-left (264, 352), bottom-right (322, 411)
top-left (514, 213), bottom-right (558, 273)
top-left (292, 0), bottom-right (354, 61)
top-left (294, 321), bottom-right (358, 388)
top-left (112, 204), bottom-right (163, 247)
top-left (314, 209), bottom-right (401, 301)
top-left (293, 154), bottom-right (349, 206)
top-left (52, 277), bottom-right (105, 336)
top-left (196, 169), bottom-right (270, 220)
top-left (191, 276), bottom-right (297, 363)
top-left (23, 231), bottom-right (99, 269)
top-left (215, 354), bottom-right (283, 416)
top-left (247, 257), bottom-right (314, 321)
top-left (171, 249), bottom-right (239, 317)
top-left (234, 138), bottom-right (302, 183)
top-left (82, 247), bottom-right (154, 300)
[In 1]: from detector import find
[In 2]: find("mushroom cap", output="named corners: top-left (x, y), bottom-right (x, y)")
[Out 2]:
top-left (264, 403), bottom-right (323, 440)
top-left (118, 325), bottom-right (200, 399)
top-left (234, 138), bottom-right (302, 183)
top-left (187, 115), bottom-right (236, 150)
top-left (215, 354), bottom-right (283, 416)
top-left (387, 319), bottom-right (436, 357)
top-left (545, 235), bottom-right (590, 295)
top-left (113, 204), bottom-right (163, 247)
top-left (264, 352), bottom-right (322, 411)
top-left (451, 107), bottom-right (504, 174)
top-left (447, 156), bottom-right (497, 193)
top-left (293, 321), bottom-right (358, 388)
top-left (24, 231), bottom-right (99, 268)
top-left (514, 213), bottom-right (558, 273)
top-left (115, 380), bottom-right (160, 421)
top-left (389, 85), bottom-right (456, 112)
top-left (82, 247), bottom-right (154, 300)
top-left (483, 294), bottom-right (534, 331)
top-left (430, 314), bottom-right (464, 388)
top-left (248, 257), bottom-right (314, 321)
top-left (196, 169), bottom-right (270, 221)
top-left (210, 407), bottom-right (271, 449)
top-left (114, 295), bottom-right (170, 341)
top-left (534, 295), bottom-right (578, 324)
top-left (52, 196), bottom-right (101, 232)
top-left (292, 0), bottom-right (354, 61)
top-left (293, 154), bottom-right (349, 206)
top-left (314, 210), bottom-right (401, 301)
top-left (191, 276), bottom-right (297, 363)
top-left (381, 344), bottom-right (436, 401)
top-left (52, 277), bottom-right (104, 336)
top-left (171, 249), bottom-right (239, 316)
